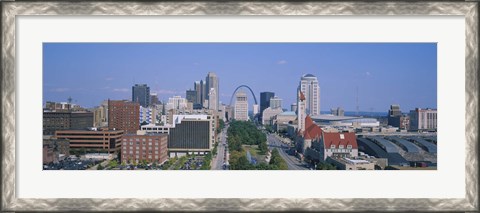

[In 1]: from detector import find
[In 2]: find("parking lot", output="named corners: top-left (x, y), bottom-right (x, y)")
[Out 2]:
top-left (43, 157), bottom-right (100, 170)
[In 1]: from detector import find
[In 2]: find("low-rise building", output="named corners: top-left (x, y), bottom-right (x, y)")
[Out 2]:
top-left (121, 133), bottom-right (168, 164)
top-left (273, 111), bottom-right (297, 132)
top-left (327, 157), bottom-right (375, 170)
top-left (43, 136), bottom-right (70, 164)
top-left (54, 129), bottom-right (123, 154)
top-left (262, 107), bottom-right (283, 125)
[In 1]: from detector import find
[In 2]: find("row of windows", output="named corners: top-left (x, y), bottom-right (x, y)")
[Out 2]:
top-left (123, 150), bottom-right (159, 154)
top-left (122, 138), bottom-right (159, 142)
top-left (121, 154), bottom-right (160, 159)
top-left (124, 141), bottom-right (162, 146)
top-left (330, 145), bottom-right (353, 149)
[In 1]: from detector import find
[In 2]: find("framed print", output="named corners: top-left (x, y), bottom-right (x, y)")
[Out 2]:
top-left (1, 1), bottom-right (478, 212)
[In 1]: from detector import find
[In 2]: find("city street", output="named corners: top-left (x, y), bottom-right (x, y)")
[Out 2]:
top-left (267, 133), bottom-right (308, 170)
top-left (211, 125), bottom-right (229, 170)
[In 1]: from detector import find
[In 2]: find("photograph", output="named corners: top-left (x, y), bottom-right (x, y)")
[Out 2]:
top-left (42, 42), bottom-right (438, 171)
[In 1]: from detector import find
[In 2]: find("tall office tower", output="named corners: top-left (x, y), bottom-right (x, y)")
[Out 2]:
top-left (269, 96), bottom-right (283, 109)
top-left (297, 90), bottom-right (307, 133)
top-left (108, 100), bottom-right (140, 134)
top-left (207, 88), bottom-right (217, 111)
top-left (388, 104), bottom-right (402, 127)
top-left (132, 84), bottom-right (150, 107)
top-left (298, 74), bottom-right (320, 116)
top-left (194, 80), bottom-right (207, 108)
top-left (150, 93), bottom-right (159, 106)
top-left (260, 92), bottom-right (275, 119)
top-left (186, 89), bottom-right (197, 104)
top-left (234, 90), bottom-right (249, 121)
top-left (205, 72), bottom-right (219, 111)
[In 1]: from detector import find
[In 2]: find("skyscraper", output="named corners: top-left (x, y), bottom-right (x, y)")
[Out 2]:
top-left (194, 80), bottom-right (206, 107)
top-left (260, 92), bottom-right (275, 120)
top-left (234, 90), bottom-right (248, 121)
top-left (132, 84), bottom-right (150, 107)
top-left (205, 72), bottom-right (219, 111)
top-left (388, 104), bottom-right (402, 127)
top-left (298, 74), bottom-right (320, 116)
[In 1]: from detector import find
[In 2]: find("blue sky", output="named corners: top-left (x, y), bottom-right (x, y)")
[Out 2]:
top-left (43, 43), bottom-right (437, 112)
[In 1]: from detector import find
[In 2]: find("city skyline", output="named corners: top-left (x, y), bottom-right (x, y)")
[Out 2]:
top-left (43, 43), bottom-right (437, 112)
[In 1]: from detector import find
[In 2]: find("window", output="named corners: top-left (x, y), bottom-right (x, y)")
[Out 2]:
top-left (148, 138), bottom-right (152, 141)
top-left (123, 150), bottom-right (126, 154)
top-left (123, 142), bottom-right (127, 145)
top-left (330, 145), bottom-right (335, 149)
top-left (340, 134), bottom-right (345, 139)
top-left (339, 145), bottom-right (344, 149)
top-left (148, 142), bottom-right (152, 146)
top-left (129, 142), bottom-right (133, 145)
top-left (135, 151), bottom-right (139, 154)
top-left (129, 151), bottom-right (133, 154)
top-left (123, 146), bottom-right (126, 150)
top-left (142, 138), bottom-right (146, 142)
top-left (347, 145), bottom-right (352, 149)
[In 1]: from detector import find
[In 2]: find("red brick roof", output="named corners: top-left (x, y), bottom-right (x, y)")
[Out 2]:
top-left (304, 116), bottom-right (322, 140)
top-left (323, 132), bottom-right (358, 149)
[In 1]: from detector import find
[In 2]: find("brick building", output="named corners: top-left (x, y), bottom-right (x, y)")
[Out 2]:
top-left (108, 100), bottom-right (140, 134)
top-left (55, 130), bottom-right (124, 153)
top-left (121, 133), bottom-right (168, 164)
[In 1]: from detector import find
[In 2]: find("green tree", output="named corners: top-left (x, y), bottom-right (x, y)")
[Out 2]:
top-left (97, 164), bottom-right (104, 170)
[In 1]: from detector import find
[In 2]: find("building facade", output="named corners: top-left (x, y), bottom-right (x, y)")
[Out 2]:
top-left (108, 100), bottom-right (140, 134)
top-left (186, 89), bottom-right (197, 104)
top-left (139, 106), bottom-right (158, 125)
top-left (262, 107), bottom-right (283, 125)
top-left (132, 84), bottom-right (150, 107)
top-left (55, 129), bottom-right (124, 153)
top-left (168, 119), bottom-right (213, 156)
top-left (194, 80), bottom-right (206, 108)
top-left (269, 96), bottom-right (283, 109)
top-left (121, 133), bottom-right (168, 164)
top-left (165, 96), bottom-right (189, 111)
top-left (43, 136), bottom-right (70, 164)
top-left (298, 74), bottom-right (320, 116)
top-left (43, 111), bottom-right (94, 135)
top-left (93, 100), bottom-right (108, 127)
top-left (409, 108), bottom-right (437, 131)
top-left (234, 90), bottom-right (249, 121)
